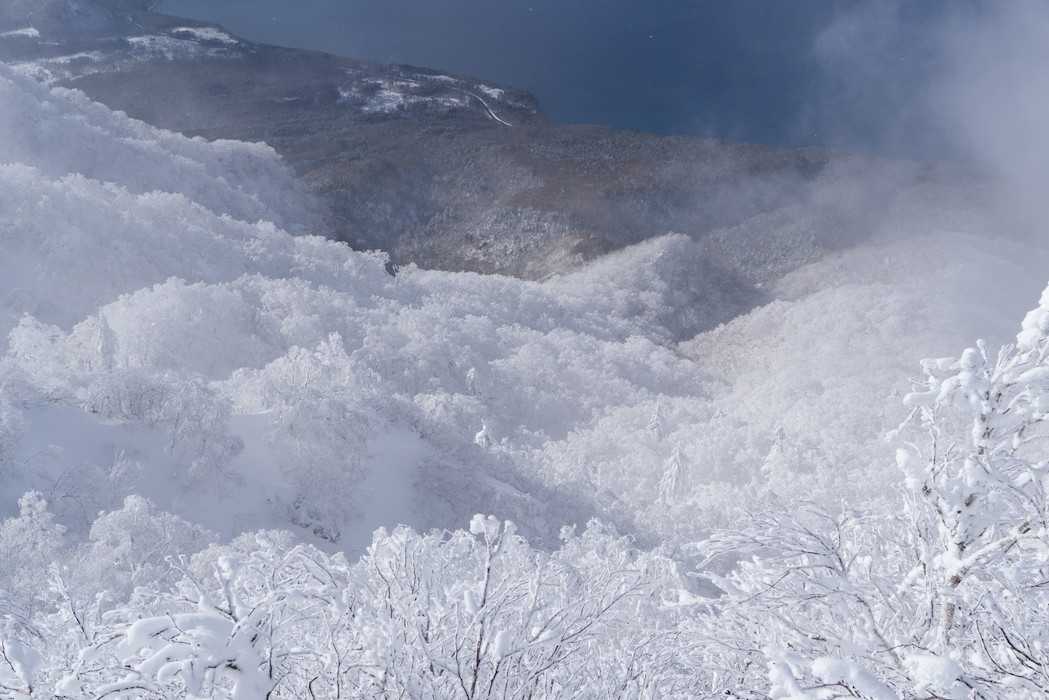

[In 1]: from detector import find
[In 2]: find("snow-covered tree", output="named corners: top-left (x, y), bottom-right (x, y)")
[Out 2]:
top-left (0, 493), bottom-right (65, 613)
top-left (892, 283), bottom-right (1049, 683)
top-left (694, 282), bottom-right (1049, 699)
top-left (347, 515), bottom-right (684, 698)
top-left (61, 531), bottom-right (349, 699)
top-left (646, 400), bottom-right (666, 439)
top-left (224, 333), bottom-right (381, 541)
top-left (78, 495), bottom-right (215, 605)
top-left (48, 518), bottom-right (696, 698)
top-left (474, 421), bottom-right (493, 448)
top-left (658, 443), bottom-right (688, 504)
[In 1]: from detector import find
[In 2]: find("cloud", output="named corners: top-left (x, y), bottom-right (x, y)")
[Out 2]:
top-left (799, 1), bottom-right (952, 159)
top-left (934, 0), bottom-right (1049, 231)
top-left (805, 0), bottom-right (1049, 240)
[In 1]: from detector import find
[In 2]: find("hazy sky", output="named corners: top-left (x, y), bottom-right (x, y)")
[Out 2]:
top-left (158, 1), bottom-right (985, 160)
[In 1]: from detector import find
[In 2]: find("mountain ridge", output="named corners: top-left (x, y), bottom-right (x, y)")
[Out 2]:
top-left (0, 4), bottom-right (984, 287)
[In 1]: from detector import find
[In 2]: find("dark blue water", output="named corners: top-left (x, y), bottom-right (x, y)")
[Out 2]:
top-left (159, 0), bottom-right (958, 158)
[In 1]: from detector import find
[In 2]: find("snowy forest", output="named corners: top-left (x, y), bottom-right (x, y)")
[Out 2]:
top-left (3, 2), bottom-right (1049, 698)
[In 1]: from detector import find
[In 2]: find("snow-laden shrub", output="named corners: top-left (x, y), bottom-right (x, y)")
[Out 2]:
top-left (78, 495), bottom-right (216, 608)
top-left (223, 333), bottom-right (381, 541)
top-left (692, 281), bottom-right (1049, 699)
top-left (25, 514), bottom-right (687, 698)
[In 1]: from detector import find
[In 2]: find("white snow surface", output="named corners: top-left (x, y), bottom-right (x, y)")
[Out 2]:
top-left (0, 27), bottom-right (40, 38)
top-left (171, 26), bottom-right (239, 45)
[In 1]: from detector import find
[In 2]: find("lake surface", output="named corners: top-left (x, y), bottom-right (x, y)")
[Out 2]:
top-left (159, 0), bottom-right (956, 158)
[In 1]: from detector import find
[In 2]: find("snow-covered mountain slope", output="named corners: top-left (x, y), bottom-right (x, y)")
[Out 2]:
top-left (0, 66), bottom-right (320, 228)
top-left (3, 64), bottom-right (1047, 553)
top-left (0, 65), bottom-right (710, 549)
top-left (3, 33), bottom-right (1049, 697)
top-left (0, 68), bottom-right (322, 336)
